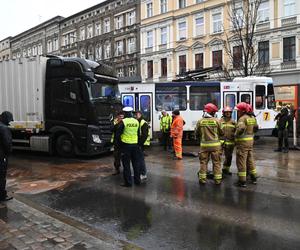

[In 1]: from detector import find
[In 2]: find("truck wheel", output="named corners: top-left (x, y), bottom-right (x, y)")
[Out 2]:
top-left (56, 134), bottom-right (75, 157)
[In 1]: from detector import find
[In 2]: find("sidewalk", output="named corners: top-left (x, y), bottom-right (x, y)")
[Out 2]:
top-left (0, 198), bottom-right (125, 250)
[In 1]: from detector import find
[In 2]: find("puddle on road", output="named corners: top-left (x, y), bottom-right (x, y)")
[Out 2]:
top-left (7, 158), bottom-right (114, 194)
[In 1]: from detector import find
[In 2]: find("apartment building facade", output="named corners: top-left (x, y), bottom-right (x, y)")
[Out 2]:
top-left (10, 16), bottom-right (63, 59)
top-left (140, 0), bottom-right (300, 85)
top-left (60, 0), bottom-right (141, 83)
top-left (0, 37), bottom-right (11, 61)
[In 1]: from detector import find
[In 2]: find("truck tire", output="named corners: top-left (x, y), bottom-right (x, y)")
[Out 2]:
top-left (56, 134), bottom-right (75, 157)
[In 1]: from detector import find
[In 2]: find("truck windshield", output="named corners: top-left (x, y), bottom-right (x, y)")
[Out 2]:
top-left (90, 82), bottom-right (119, 99)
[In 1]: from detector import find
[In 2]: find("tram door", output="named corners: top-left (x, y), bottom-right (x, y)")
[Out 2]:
top-left (224, 92), bottom-right (237, 120)
top-left (121, 93), bottom-right (153, 137)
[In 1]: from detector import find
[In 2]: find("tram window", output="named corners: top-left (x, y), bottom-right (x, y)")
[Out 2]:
top-left (155, 86), bottom-right (187, 111)
top-left (122, 95), bottom-right (134, 109)
top-left (267, 84), bottom-right (276, 109)
top-left (140, 95), bottom-right (151, 122)
top-left (241, 94), bottom-right (251, 104)
top-left (255, 85), bottom-right (265, 109)
top-left (225, 94), bottom-right (236, 109)
top-left (190, 86), bottom-right (220, 110)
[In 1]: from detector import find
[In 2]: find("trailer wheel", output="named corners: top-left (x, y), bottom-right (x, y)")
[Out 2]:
top-left (56, 134), bottom-right (75, 157)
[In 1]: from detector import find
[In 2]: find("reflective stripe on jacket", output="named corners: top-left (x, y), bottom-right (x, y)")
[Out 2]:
top-left (140, 119), bottom-right (151, 146)
top-left (235, 115), bottom-right (258, 147)
top-left (160, 115), bottom-right (172, 133)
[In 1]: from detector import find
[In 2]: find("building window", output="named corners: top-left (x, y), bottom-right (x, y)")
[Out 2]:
top-left (258, 41), bottom-right (269, 65)
top-left (88, 46), bottom-right (94, 60)
top-left (212, 12), bottom-right (222, 33)
top-left (178, 20), bottom-right (187, 40)
top-left (96, 45), bottom-right (102, 60)
top-left (161, 58), bottom-right (168, 77)
top-left (147, 31), bottom-right (153, 48)
top-left (147, 2), bottom-right (153, 17)
top-left (87, 25), bottom-right (93, 38)
top-left (104, 43), bottom-right (111, 59)
top-left (116, 40), bottom-right (123, 56)
top-left (258, 1), bottom-right (270, 23)
top-left (23, 49), bottom-right (26, 57)
top-left (178, 0), bottom-right (186, 8)
top-left (232, 3), bottom-right (243, 27)
top-left (32, 46), bottom-right (37, 56)
top-left (117, 67), bottom-right (124, 78)
top-left (283, 36), bottom-right (295, 62)
top-left (128, 37), bottom-right (136, 54)
top-left (161, 27), bottom-right (167, 45)
top-left (104, 18), bottom-right (110, 33)
top-left (128, 65), bottom-right (136, 76)
top-left (47, 40), bottom-right (52, 53)
top-left (95, 23), bottom-right (101, 36)
top-left (212, 50), bottom-right (222, 68)
top-left (147, 60), bottom-right (153, 78)
top-left (127, 11), bottom-right (136, 26)
top-left (284, 0), bottom-right (295, 17)
top-left (179, 55), bottom-right (186, 74)
top-left (115, 15), bottom-right (123, 30)
top-left (38, 44), bottom-right (42, 55)
top-left (195, 13), bottom-right (204, 36)
top-left (80, 27), bottom-right (85, 40)
top-left (233, 46), bottom-right (242, 69)
top-left (80, 48), bottom-right (86, 59)
top-left (195, 53), bottom-right (203, 69)
top-left (53, 38), bottom-right (58, 51)
top-left (196, 0), bottom-right (204, 3)
top-left (161, 0), bottom-right (167, 13)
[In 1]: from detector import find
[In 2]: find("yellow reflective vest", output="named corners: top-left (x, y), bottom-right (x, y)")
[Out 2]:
top-left (121, 118), bottom-right (139, 144)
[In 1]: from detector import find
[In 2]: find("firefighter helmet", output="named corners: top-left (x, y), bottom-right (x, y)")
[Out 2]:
top-left (223, 106), bottom-right (233, 113)
top-left (235, 102), bottom-right (249, 112)
top-left (247, 104), bottom-right (253, 113)
top-left (204, 103), bottom-right (218, 113)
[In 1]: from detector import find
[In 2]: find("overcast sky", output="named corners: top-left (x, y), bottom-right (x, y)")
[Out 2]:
top-left (0, 0), bottom-right (105, 41)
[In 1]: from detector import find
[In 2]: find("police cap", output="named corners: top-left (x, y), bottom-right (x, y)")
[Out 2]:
top-left (123, 107), bottom-right (133, 112)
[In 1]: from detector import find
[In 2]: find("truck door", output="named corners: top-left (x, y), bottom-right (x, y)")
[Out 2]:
top-left (224, 92), bottom-right (237, 120)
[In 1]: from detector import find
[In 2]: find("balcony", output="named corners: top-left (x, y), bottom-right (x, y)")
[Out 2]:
top-left (256, 21), bottom-right (270, 31)
top-left (281, 16), bottom-right (297, 27)
top-left (281, 61), bottom-right (297, 70)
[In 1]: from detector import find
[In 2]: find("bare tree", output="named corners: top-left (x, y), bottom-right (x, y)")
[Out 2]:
top-left (216, 0), bottom-right (270, 78)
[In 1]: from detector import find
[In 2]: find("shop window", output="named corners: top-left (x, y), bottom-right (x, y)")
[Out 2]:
top-left (155, 86), bottom-right (187, 111)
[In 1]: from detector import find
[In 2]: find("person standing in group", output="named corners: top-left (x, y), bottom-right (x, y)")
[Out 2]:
top-left (0, 111), bottom-right (14, 202)
top-left (115, 107), bottom-right (141, 187)
top-left (274, 107), bottom-right (292, 153)
top-left (235, 102), bottom-right (258, 187)
top-left (136, 111), bottom-right (150, 181)
top-left (111, 111), bottom-right (124, 175)
top-left (220, 107), bottom-right (236, 176)
top-left (160, 110), bottom-right (172, 151)
top-left (170, 110), bottom-right (184, 160)
top-left (195, 103), bottom-right (223, 185)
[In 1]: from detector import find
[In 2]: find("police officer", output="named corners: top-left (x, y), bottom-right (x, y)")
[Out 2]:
top-left (111, 111), bottom-right (124, 175)
top-left (136, 111), bottom-right (150, 181)
top-left (220, 106), bottom-right (236, 175)
top-left (0, 111), bottom-right (13, 202)
top-left (160, 110), bottom-right (172, 151)
top-left (274, 107), bottom-right (291, 153)
top-left (235, 102), bottom-right (258, 187)
top-left (195, 103), bottom-right (224, 185)
top-left (116, 107), bottom-right (141, 187)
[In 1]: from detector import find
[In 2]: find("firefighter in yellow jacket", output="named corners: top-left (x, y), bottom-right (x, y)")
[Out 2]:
top-left (235, 102), bottom-right (258, 187)
top-left (195, 103), bottom-right (224, 185)
top-left (220, 106), bottom-right (236, 176)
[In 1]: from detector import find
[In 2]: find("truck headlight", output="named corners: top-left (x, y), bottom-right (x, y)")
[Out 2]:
top-left (92, 134), bottom-right (102, 144)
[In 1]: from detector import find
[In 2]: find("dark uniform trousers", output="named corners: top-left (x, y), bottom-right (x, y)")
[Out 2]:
top-left (113, 144), bottom-right (122, 171)
top-left (162, 132), bottom-right (171, 150)
top-left (278, 129), bottom-right (289, 150)
top-left (223, 144), bottom-right (235, 169)
top-left (121, 144), bottom-right (141, 185)
top-left (0, 158), bottom-right (8, 199)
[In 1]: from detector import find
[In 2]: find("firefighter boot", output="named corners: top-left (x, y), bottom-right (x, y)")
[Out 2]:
top-left (214, 179), bottom-right (222, 185)
top-left (222, 167), bottom-right (232, 176)
top-left (197, 171), bottom-right (206, 185)
top-left (235, 181), bottom-right (247, 188)
top-left (250, 174), bottom-right (257, 184)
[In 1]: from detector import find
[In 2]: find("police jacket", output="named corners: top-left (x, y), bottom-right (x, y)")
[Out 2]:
top-left (138, 118), bottom-right (149, 146)
top-left (116, 117), bottom-right (139, 145)
top-left (0, 122), bottom-right (12, 158)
